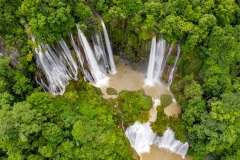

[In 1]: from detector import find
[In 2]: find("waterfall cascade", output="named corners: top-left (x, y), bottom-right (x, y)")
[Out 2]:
top-left (168, 44), bottom-right (181, 88)
top-left (99, 18), bottom-right (116, 74)
top-left (161, 43), bottom-right (173, 77)
top-left (156, 127), bottom-right (189, 157)
top-left (33, 39), bottom-right (77, 95)
top-left (76, 26), bottom-right (109, 87)
top-left (125, 122), bottom-right (189, 158)
top-left (58, 39), bottom-right (79, 80)
top-left (146, 36), bottom-right (166, 86)
top-left (145, 36), bottom-right (179, 88)
top-left (125, 122), bottom-right (156, 154)
top-left (33, 18), bottom-right (116, 95)
top-left (145, 36), bottom-right (157, 86)
top-left (70, 33), bottom-right (84, 70)
top-left (92, 32), bottom-right (108, 73)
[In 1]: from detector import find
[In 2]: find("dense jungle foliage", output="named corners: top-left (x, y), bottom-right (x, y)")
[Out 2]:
top-left (0, 0), bottom-right (240, 159)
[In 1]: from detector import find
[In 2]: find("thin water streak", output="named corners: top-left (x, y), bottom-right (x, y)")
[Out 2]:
top-left (76, 25), bottom-right (109, 87)
top-left (168, 44), bottom-right (181, 88)
top-left (99, 18), bottom-right (117, 74)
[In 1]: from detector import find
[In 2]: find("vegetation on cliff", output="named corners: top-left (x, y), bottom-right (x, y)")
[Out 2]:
top-left (0, 0), bottom-right (240, 159)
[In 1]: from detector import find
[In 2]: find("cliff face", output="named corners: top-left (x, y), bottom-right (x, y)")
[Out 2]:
top-left (0, 39), bottom-right (6, 55)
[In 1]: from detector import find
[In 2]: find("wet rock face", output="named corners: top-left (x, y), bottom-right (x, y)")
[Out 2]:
top-left (161, 65), bottom-right (179, 84)
top-left (161, 65), bottom-right (171, 82)
top-left (0, 39), bottom-right (19, 68)
top-left (0, 40), bottom-right (7, 59)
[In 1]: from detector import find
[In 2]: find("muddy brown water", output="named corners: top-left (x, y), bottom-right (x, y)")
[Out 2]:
top-left (141, 145), bottom-right (192, 160)
top-left (100, 58), bottom-right (189, 160)
top-left (101, 59), bottom-right (181, 117)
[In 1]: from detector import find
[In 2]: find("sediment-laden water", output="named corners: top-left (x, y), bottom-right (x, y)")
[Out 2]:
top-left (101, 58), bottom-right (189, 159)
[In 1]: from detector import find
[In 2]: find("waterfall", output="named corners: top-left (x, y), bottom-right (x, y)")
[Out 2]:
top-left (70, 33), bottom-right (84, 70)
top-left (8, 50), bottom-right (19, 66)
top-left (156, 127), bottom-right (189, 157)
top-left (92, 32), bottom-right (108, 73)
top-left (146, 36), bottom-right (157, 86)
top-left (70, 32), bottom-right (95, 83)
top-left (146, 36), bottom-right (180, 88)
top-left (33, 17), bottom-right (117, 94)
top-left (168, 44), bottom-right (181, 88)
top-left (125, 122), bottom-right (157, 154)
top-left (99, 18), bottom-right (117, 74)
top-left (125, 122), bottom-right (189, 158)
top-left (145, 36), bottom-right (166, 86)
top-left (33, 40), bottom-right (73, 95)
top-left (76, 25), bottom-right (109, 87)
top-left (58, 39), bottom-right (78, 80)
top-left (153, 40), bottom-right (166, 81)
top-left (160, 43), bottom-right (173, 77)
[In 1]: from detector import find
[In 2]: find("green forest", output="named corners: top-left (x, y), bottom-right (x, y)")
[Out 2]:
top-left (0, 0), bottom-right (240, 159)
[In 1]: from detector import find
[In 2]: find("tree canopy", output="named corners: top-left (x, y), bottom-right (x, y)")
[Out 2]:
top-left (0, 0), bottom-right (240, 159)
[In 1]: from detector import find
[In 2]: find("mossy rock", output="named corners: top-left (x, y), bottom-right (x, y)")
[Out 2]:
top-left (160, 94), bottom-right (172, 107)
top-left (132, 148), bottom-right (140, 160)
top-left (106, 87), bottom-right (117, 95)
top-left (153, 105), bottom-right (187, 143)
top-left (117, 89), bottom-right (152, 125)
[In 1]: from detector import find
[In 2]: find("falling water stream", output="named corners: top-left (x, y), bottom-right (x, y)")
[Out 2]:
top-left (161, 43), bottom-right (173, 78)
top-left (92, 32), bottom-right (108, 73)
top-left (33, 16), bottom-right (187, 158)
top-left (168, 44), bottom-right (181, 88)
top-left (100, 36), bottom-right (188, 159)
top-left (125, 122), bottom-right (189, 159)
top-left (145, 36), bottom-right (178, 87)
top-left (33, 18), bottom-right (117, 94)
top-left (33, 37), bottom-right (78, 95)
top-left (101, 58), bottom-right (189, 159)
top-left (77, 26), bottom-right (109, 87)
top-left (99, 18), bottom-right (117, 74)
top-left (145, 36), bottom-right (157, 86)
